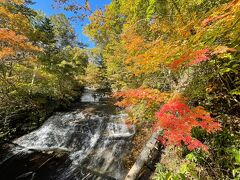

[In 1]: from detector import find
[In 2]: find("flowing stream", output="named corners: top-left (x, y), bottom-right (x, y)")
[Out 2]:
top-left (0, 89), bottom-right (135, 180)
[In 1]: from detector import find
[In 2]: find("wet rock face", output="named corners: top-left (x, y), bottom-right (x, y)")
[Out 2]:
top-left (0, 147), bottom-right (116, 180)
top-left (0, 148), bottom-right (70, 180)
top-left (0, 89), bottom-right (135, 180)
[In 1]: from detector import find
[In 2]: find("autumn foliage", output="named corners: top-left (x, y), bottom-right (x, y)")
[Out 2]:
top-left (201, 0), bottom-right (239, 27)
top-left (83, 0), bottom-right (239, 177)
top-left (115, 88), bottom-right (222, 152)
top-left (0, 0), bottom-right (89, 145)
top-left (114, 88), bottom-right (170, 108)
top-left (169, 49), bottom-right (210, 70)
top-left (154, 96), bottom-right (221, 151)
top-left (0, 0), bottom-right (41, 61)
top-left (0, 29), bottom-right (41, 60)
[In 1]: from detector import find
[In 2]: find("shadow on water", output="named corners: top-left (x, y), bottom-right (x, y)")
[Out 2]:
top-left (0, 88), bottom-right (135, 180)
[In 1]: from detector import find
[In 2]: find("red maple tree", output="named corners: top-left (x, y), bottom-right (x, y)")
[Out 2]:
top-left (154, 96), bottom-right (221, 151)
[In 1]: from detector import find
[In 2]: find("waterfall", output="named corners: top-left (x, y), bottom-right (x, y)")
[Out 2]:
top-left (0, 89), bottom-right (135, 180)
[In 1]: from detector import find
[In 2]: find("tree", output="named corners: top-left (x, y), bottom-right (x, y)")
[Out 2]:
top-left (0, 0), bottom-right (89, 144)
top-left (83, 62), bottom-right (106, 89)
top-left (50, 14), bottom-right (78, 49)
top-left (154, 96), bottom-right (221, 152)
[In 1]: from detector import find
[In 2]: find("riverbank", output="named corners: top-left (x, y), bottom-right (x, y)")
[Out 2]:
top-left (124, 121), bottom-right (153, 170)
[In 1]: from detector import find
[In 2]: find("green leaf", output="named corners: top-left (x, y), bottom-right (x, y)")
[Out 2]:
top-left (232, 167), bottom-right (240, 178)
top-left (230, 89), bottom-right (240, 95)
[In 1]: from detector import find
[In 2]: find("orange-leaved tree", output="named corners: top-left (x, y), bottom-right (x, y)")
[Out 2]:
top-left (0, 0), bottom-right (41, 62)
top-left (114, 87), bottom-right (170, 108)
top-left (168, 48), bottom-right (210, 71)
top-left (114, 88), bottom-right (170, 121)
top-left (0, 29), bottom-right (41, 61)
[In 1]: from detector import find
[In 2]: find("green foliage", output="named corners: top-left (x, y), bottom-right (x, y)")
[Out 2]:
top-left (50, 14), bottom-right (79, 48)
top-left (153, 155), bottom-right (203, 180)
top-left (153, 163), bottom-right (187, 180)
top-left (83, 61), bottom-right (108, 89)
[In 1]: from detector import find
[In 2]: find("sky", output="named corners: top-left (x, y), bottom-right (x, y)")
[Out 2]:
top-left (30, 0), bottom-right (111, 47)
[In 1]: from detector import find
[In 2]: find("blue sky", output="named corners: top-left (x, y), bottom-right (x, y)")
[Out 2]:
top-left (30, 0), bottom-right (111, 47)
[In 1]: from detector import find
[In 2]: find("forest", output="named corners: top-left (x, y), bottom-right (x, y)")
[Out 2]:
top-left (0, 0), bottom-right (240, 179)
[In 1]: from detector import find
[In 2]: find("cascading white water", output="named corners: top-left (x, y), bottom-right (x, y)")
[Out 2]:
top-left (8, 89), bottom-right (135, 180)
top-left (80, 88), bottom-right (104, 102)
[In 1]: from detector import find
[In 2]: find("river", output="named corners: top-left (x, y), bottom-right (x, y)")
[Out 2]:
top-left (0, 88), bottom-right (135, 180)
